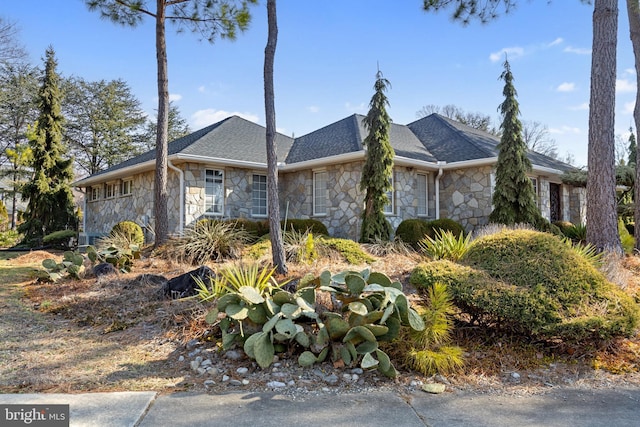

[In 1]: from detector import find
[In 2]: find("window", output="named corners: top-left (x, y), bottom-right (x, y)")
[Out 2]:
top-left (417, 173), bottom-right (428, 216)
top-left (384, 173), bottom-right (394, 215)
top-left (252, 174), bottom-right (267, 217)
top-left (90, 187), bottom-right (100, 201)
top-left (121, 180), bottom-right (132, 196)
top-left (105, 182), bottom-right (117, 199)
top-left (313, 170), bottom-right (328, 216)
top-left (205, 169), bottom-right (224, 216)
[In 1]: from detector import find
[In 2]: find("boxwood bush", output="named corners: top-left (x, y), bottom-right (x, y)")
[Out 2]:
top-left (111, 220), bottom-right (144, 246)
top-left (281, 219), bottom-right (329, 236)
top-left (410, 229), bottom-right (639, 341)
top-left (395, 219), bottom-right (431, 248)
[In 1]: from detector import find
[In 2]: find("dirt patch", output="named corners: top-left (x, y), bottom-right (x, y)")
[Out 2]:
top-left (2, 251), bottom-right (640, 395)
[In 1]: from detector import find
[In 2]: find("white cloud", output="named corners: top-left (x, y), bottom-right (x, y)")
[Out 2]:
top-left (557, 82), bottom-right (576, 92)
top-left (198, 85), bottom-right (206, 93)
top-left (191, 109), bottom-right (259, 127)
top-left (548, 37), bottom-right (564, 47)
top-left (345, 102), bottom-right (367, 113)
top-left (549, 125), bottom-right (581, 135)
top-left (624, 101), bottom-right (635, 114)
top-left (568, 102), bottom-right (589, 111)
top-left (489, 47), bottom-right (524, 62)
top-left (624, 68), bottom-right (637, 76)
top-left (564, 46), bottom-right (591, 55)
top-left (616, 78), bottom-right (636, 93)
top-left (169, 93), bottom-right (182, 102)
top-left (307, 105), bottom-right (320, 113)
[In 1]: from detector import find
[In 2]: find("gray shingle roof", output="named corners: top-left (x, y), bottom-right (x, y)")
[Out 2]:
top-left (286, 114), bottom-right (438, 164)
top-left (87, 116), bottom-right (294, 179)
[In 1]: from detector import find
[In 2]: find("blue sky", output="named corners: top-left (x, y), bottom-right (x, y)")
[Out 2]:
top-left (3, 0), bottom-right (638, 167)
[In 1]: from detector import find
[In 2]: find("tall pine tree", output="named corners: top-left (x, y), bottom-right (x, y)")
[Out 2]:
top-left (19, 47), bottom-right (77, 246)
top-left (359, 70), bottom-right (394, 243)
top-left (628, 127), bottom-right (637, 167)
top-left (489, 59), bottom-right (541, 226)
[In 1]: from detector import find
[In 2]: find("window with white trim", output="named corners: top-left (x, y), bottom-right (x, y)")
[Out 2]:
top-left (105, 182), bottom-right (117, 199)
top-left (384, 174), bottom-right (394, 215)
top-left (313, 170), bottom-right (327, 216)
top-left (90, 187), bottom-right (100, 201)
top-left (121, 180), bottom-right (132, 196)
top-left (205, 169), bottom-right (224, 216)
top-left (252, 174), bottom-right (267, 217)
top-left (416, 173), bottom-right (428, 216)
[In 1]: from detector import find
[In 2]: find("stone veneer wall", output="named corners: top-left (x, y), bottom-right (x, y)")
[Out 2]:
top-left (281, 162), bottom-right (436, 239)
top-left (438, 166), bottom-right (493, 232)
top-left (84, 169), bottom-right (179, 240)
top-left (538, 177), bottom-right (550, 221)
top-left (569, 186), bottom-right (587, 225)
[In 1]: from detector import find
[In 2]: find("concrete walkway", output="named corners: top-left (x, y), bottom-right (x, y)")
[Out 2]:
top-left (1, 387), bottom-right (639, 427)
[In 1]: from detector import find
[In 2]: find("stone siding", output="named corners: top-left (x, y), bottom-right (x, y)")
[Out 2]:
top-left (438, 166), bottom-right (493, 232)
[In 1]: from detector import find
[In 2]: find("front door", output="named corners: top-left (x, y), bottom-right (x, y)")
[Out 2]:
top-left (550, 183), bottom-right (561, 222)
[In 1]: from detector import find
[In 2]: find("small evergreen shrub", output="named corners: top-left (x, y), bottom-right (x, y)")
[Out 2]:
top-left (553, 221), bottom-right (575, 237)
top-left (426, 218), bottom-right (465, 239)
top-left (319, 237), bottom-right (375, 265)
top-left (0, 230), bottom-right (21, 248)
top-left (111, 221), bottom-right (144, 246)
top-left (395, 219), bottom-right (431, 248)
top-left (281, 218), bottom-right (329, 236)
top-left (619, 220), bottom-right (635, 255)
top-left (410, 229), bottom-right (640, 341)
top-left (43, 229), bottom-right (77, 250)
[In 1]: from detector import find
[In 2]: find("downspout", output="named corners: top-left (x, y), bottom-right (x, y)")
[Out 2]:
top-left (435, 162), bottom-right (445, 220)
top-left (82, 188), bottom-right (87, 244)
top-left (167, 160), bottom-right (184, 234)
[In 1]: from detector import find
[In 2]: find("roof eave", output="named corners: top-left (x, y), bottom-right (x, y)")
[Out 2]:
top-left (280, 151), bottom-right (365, 172)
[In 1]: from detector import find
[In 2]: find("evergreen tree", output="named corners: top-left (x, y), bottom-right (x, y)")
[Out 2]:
top-left (18, 47), bottom-right (77, 246)
top-left (359, 70), bottom-right (394, 243)
top-left (628, 127), bottom-right (636, 167)
top-left (489, 59), bottom-right (541, 226)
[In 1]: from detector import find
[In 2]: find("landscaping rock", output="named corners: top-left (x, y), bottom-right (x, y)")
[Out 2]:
top-left (163, 266), bottom-right (215, 299)
top-left (422, 383), bottom-right (446, 394)
top-left (93, 262), bottom-right (117, 278)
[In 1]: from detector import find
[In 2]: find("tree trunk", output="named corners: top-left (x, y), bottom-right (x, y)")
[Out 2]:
top-left (154, 0), bottom-right (170, 247)
top-left (627, 0), bottom-right (640, 250)
top-left (587, 0), bottom-right (621, 252)
top-left (264, 0), bottom-right (287, 275)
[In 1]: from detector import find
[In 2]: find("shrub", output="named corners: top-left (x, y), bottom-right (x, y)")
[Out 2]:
top-left (170, 219), bottom-right (252, 264)
top-left (43, 229), bottom-right (77, 250)
top-left (395, 219), bottom-right (431, 248)
top-left (426, 218), bottom-right (465, 239)
top-left (418, 229), bottom-right (473, 261)
top-left (562, 223), bottom-right (587, 243)
top-left (319, 237), bottom-right (375, 265)
top-left (553, 221), bottom-right (575, 237)
top-left (0, 200), bottom-right (8, 232)
top-left (0, 230), bottom-right (21, 248)
top-left (111, 221), bottom-right (144, 246)
top-left (283, 229), bottom-right (317, 264)
top-left (410, 229), bottom-right (640, 341)
top-left (619, 220), bottom-right (635, 255)
top-left (362, 238), bottom-right (414, 257)
top-left (223, 219), bottom-right (262, 241)
top-left (281, 218), bottom-right (329, 236)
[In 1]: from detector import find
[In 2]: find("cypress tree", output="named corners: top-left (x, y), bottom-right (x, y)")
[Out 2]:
top-left (628, 127), bottom-right (637, 167)
top-left (19, 47), bottom-right (77, 246)
top-left (359, 70), bottom-right (394, 243)
top-left (489, 59), bottom-right (542, 226)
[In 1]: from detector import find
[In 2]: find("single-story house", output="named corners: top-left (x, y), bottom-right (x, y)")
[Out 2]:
top-left (74, 113), bottom-right (585, 244)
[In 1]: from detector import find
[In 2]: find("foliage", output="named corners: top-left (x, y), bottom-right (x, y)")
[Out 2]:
top-left (418, 229), bottom-right (473, 261)
top-left (169, 219), bottom-right (253, 264)
top-left (427, 218), bottom-right (465, 238)
top-left (245, 239), bottom-right (271, 260)
top-left (0, 200), bottom-right (8, 231)
top-left (43, 229), bottom-right (77, 250)
top-left (110, 220), bottom-right (144, 246)
top-left (489, 59), bottom-right (542, 227)
top-left (140, 101), bottom-right (190, 151)
top-left (618, 219), bottom-right (635, 254)
top-left (41, 250), bottom-right (85, 282)
top-left (206, 268), bottom-right (424, 377)
top-left (410, 229), bottom-right (640, 341)
top-left (87, 239), bottom-right (140, 273)
top-left (562, 237), bottom-right (604, 269)
top-left (416, 104), bottom-right (496, 134)
top-left (395, 219), bottom-right (431, 248)
top-left (0, 230), bottom-right (21, 248)
top-left (561, 169), bottom-right (588, 187)
top-left (359, 70), bottom-right (394, 243)
top-left (361, 238), bottom-right (414, 257)
top-left (18, 47), bottom-right (77, 247)
top-left (283, 229), bottom-right (317, 264)
top-left (319, 237), bottom-right (375, 265)
top-left (281, 218), bottom-right (329, 236)
top-left (397, 282), bottom-right (464, 375)
top-left (62, 77), bottom-right (147, 175)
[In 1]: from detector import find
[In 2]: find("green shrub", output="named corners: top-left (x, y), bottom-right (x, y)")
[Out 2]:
top-left (395, 219), bottom-right (431, 248)
top-left (0, 230), bottom-right (21, 248)
top-left (245, 239), bottom-right (271, 260)
top-left (619, 220), bottom-right (635, 255)
top-left (0, 200), bottom-right (8, 232)
top-left (625, 222), bottom-right (634, 236)
top-left (171, 220), bottom-right (252, 264)
top-left (43, 230), bottom-right (77, 250)
top-left (283, 229), bottom-right (317, 264)
top-left (553, 221), bottom-right (575, 236)
top-left (319, 237), bottom-right (375, 265)
top-left (426, 218), bottom-right (465, 239)
top-left (281, 218), bottom-right (329, 236)
top-left (418, 229), bottom-right (473, 261)
top-left (410, 229), bottom-right (640, 341)
top-left (111, 221), bottom-right (144, 246)
top-left (562, 223), bottom-right (587, 243)
top-left (222, 219), bottom-right (262, 241)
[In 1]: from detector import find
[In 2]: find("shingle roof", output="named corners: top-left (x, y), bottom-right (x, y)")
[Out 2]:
top-left (285, 114), bottom-right (438, 164)
top-left (87, 116), bottom-right (294, 179)
top-left (408, 114), bottom-right (575, 172)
